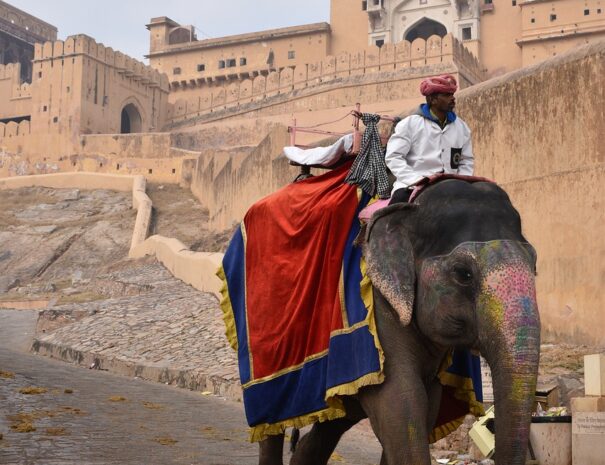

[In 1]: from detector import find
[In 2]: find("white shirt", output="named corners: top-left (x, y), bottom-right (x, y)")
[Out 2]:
top-left (385, 106), bottom-right (474, 193)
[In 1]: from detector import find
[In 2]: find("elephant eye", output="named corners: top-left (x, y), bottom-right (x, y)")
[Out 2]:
top-left (452, 265), bottom-right (474, 286)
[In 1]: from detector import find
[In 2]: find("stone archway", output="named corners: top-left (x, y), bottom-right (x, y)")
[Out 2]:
top-left (404, 18), bottom-right (448, 42)
top-left (120, 103), bottom-right (142, 134)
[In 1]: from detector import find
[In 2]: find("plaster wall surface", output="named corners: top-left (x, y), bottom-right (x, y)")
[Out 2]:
top-left (456, 40), bottom-right (605, 346)
top-left (147, 18), bottom-right (330, 85)
top-left (330, 0), bottom-right (371, 54)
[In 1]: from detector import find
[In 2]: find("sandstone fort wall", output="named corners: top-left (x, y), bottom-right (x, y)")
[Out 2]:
top-left (456, 40), bottom-right (605, 346)
top-left (166, 34), bottom-right (484, 127)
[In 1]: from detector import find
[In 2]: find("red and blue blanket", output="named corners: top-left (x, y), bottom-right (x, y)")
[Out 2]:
top-left (217, 161), bottom-right (484, 441)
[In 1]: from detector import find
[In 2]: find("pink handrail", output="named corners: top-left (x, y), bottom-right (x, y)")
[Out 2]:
top-left (288, 103), bottom-right (396, 153)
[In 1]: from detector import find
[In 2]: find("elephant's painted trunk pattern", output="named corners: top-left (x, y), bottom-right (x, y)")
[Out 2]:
top-left (476, 241), bottom-right (540, 465)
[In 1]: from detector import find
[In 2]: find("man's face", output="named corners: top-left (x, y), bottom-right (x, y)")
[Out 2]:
top-left (430, 92), bottom-right (456, 113)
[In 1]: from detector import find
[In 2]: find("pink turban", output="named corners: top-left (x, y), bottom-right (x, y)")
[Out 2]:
top-left (419, 74), bottom-right (458, 96)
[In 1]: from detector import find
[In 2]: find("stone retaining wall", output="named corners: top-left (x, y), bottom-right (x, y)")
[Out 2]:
top-left (0, 172), bottom-right (223, 297)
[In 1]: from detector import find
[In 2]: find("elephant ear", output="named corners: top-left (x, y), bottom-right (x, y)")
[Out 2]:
top-left (362, 203), bottom-right (417, 326)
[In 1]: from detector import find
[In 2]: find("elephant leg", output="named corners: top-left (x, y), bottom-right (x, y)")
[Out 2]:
top-left (426, 380), bottom-right (442, 435)
top-left (359, 381), bottom-right (432, 465)
top-left (290, 418), bottom-right (358, 465)
top-left (259, 433), bottom-right (284, 465)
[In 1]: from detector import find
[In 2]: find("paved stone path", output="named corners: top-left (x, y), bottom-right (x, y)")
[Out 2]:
top-left (0, 310), bottom-right (382, 465)
top-left (33, 262), bottom-right (241, 400)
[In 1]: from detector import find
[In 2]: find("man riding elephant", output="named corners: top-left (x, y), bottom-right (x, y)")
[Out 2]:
top-left (220, 73), bottom-right (540, 465)
top-left (386, 74), bottom-right (474, 204)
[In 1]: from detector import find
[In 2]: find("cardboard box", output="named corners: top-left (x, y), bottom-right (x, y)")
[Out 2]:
top-left (584, 354), bottom-right (605, 397)
top-left (535, 383), bottom-right (560, 412)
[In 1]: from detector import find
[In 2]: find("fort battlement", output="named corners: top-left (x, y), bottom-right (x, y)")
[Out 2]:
top-left (0, 120), bottom-right (30, 138)
top-left (33, 35), bottom-right (170, 93)
top-left (166, 34), bottom-right (484, 125)
top-left (0, 63), bottom-right (32, 120)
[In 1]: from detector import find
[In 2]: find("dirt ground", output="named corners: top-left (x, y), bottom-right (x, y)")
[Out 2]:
top-left (145, 183), bottom-right (235, 252)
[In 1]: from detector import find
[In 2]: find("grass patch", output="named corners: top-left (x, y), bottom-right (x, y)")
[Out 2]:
top-left (7, 412), bottom-right (49, 433)
top-left (108, 396), bottom-right (127, 402)
top-left (11, 421), bottom-right (35, 433)
top-left (0, 371), bottom-right (15, 379)
top-left (19, 387), bottom-right (47, 395)
top-left (142, 402), bottom-right (164, 410)
top-left (60, 406), bottom-right (85, 415)
top-left (44, 427), bottom-right (68, 436)
top-left (64, 388), bottom-right (73, 394)
top-left (57, 291), bottom-right (106, 304)
top-left (153, 436), bottom-right (178, 446)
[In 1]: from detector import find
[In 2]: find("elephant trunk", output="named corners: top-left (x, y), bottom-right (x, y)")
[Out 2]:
top-left (477, 252), bottom-right (540, 465)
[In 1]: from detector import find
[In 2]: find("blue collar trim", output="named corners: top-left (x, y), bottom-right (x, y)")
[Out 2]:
top-left (419, 103), bottom-right (457, 125)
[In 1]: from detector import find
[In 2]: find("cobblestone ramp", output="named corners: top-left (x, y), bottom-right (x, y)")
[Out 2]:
top-left (32, 262), bottom-right (242, 401)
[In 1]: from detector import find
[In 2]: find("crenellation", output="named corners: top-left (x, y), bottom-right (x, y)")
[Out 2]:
top-left (395, 41), bottom-right (411, 69)
top-left (364, 46), bottom-right (380, 73)
top-left (240, 80), bottom-right (253, 102)
top-left (379, 44), bottom-right (396, 72)
top-left (18, 120), bottom-right (30, 136)
top-left (426, 36), bottom-right (443, 65)
top-left (336, 52), bottom-right (350, 77)
top-left (350, 51), bottom-right (365, 75)
top-left (212, 88), bottom-right (226, 108)
top-left (410, 38), bottom-right (427, 67)
top-left (42, 41), bottom-right (54, 60)
top-left (307, 61), bottom-right (321, 84)
top-left (226, 82), bottom-right (239, 104)
top-left (0, 63), bottom-right (13, 80)
top-left (441, 35), bottom-right (454, 59)
top-left (114, 52), bottom-right (126, 71)
top-left (265, 72), bottom-right (279, 97)
top-left (34, 43), bottom-right (43, 61)
top-left (105, 47), bottom-right (115, 68)
top-left (64, 37), bottom-right (76, 56)
top-left (321, 55), bottom-right (337, 82)
top-left (5, 121), bottom-right (18, 137)
top-left (14, 82), bottom-right (31, 99)
top-left (74, 35), bottom-right (87, 55)
top-left (293, 65), bottom-right (308, 89)
top-left (252, 75), bottom-right (266, 100)
top-left (96, 42), bottom-right (106, 61)
top-left (53, 40), bottom-right (64, 58)
top-left (279, 68), bottom-right (294, 93)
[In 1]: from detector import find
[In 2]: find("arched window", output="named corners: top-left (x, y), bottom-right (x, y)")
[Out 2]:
top-left (169, 27), bottom-right (193, 45)
top-left (120, 103), bottom-right (142, 134)
top-left (404, 18), bottom-right (447, 42)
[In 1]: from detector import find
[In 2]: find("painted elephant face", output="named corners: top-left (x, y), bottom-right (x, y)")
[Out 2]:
top-left (416, 240), bottom-right (538, 349)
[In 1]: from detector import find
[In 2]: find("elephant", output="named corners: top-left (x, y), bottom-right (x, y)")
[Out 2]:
top-left (258, 178), bottom-right (540, 465)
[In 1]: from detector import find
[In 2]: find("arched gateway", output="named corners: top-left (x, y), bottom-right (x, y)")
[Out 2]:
top-left (120, 103), bottom-right (142, 134)
top-left (404, 18), bottom-right (448, 42)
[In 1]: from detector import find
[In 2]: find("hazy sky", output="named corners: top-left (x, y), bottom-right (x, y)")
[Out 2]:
top-left (9, 0), bottom-right (331, 62)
